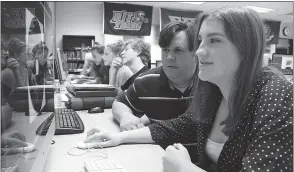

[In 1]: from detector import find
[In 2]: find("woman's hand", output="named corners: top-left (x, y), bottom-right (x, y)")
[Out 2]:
top-left (111, 57), bottom-right (123, 70)
top-left (6, 58), bottom-right (19, 71)
top-left (1, 131), bottom-right (28, 148)
top-left (163, 143), bottom-right (205, 172)
top-left (85, 127), bottom-right (122, 148)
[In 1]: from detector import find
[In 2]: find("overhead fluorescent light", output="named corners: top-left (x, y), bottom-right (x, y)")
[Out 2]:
top-left (180, 2), bottom-right (205, 5)
top-left (246, 6), bottom-right (274, 13)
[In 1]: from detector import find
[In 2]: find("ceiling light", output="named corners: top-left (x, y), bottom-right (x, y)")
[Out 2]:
top-left (180, 2), bottom-right (205, 5)
top-left (245, 6), bottom-right (274, 13)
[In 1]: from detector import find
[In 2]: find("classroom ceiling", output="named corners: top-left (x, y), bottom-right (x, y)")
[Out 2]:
top-left (106, 1), bottom-right (293, 24)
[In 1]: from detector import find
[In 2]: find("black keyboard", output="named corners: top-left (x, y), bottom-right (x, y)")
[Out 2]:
top-left (36, 108), bottom-right (84, 135)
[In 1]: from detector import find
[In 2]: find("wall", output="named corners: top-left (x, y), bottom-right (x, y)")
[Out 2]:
top-left (143, 25), bottom-right (161, 63)
top-left (55, 2), bottom-right (104, 49)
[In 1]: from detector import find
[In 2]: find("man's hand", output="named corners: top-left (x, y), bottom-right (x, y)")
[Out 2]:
top-left (162, 143), bottom-right (206, 172)
top-left (111, 57), bottom-right (123, 70)
top-left (120, 115), bottom-right (145, 131)
top-left (6, 58), bottom-right (19, 71)
top-left (1, 131), bottom-right (27, 148)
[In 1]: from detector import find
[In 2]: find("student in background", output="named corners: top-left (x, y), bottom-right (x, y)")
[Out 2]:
top-left (93, 42), bottom-right (99, 47)
top-left (84, 7), bottom-right (292, 172)
top-left (81, 47), bottom-right (95, 76)
top-left (27, 42), bottom-right (53, 85)
top-left (102, 40), bottom-right (133, 89)
top-left (6, 38), bottom-right (36, 86)
top-left (80, 43), bottom-right (87, 60)
top-left (1, 42), bottom-right (30, 143)
top-left (85, 45), bottom-right (111, 84)
top-left (1, 41), bottom-right (16, 131)
top-left (110, 38), bottom-right (151, 93)
top-left (81, 42), bottom-right (102, 76)
top-left (112, 22), bottom-right (198, 131)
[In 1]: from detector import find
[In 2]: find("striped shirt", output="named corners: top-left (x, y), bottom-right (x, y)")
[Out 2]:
top-left (116, 66), bottom-right (196, 120)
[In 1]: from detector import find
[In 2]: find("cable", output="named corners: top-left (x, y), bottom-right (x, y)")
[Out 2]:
top-left (1, 145), bottom-right (24, 157)
top-left (67, 142), bottom-right (107, 158)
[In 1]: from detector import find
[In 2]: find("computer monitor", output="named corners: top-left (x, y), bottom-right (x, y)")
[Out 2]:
top-left (54, 48), bottom-right (67, 82)
top-left (271, 54), bottom-right (293, 75)
top-left (1, 2), bottom-right (56, 172)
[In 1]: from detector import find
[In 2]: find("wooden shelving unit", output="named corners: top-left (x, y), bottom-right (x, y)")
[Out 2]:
top-left (62, 35), bottom-right (95, 74)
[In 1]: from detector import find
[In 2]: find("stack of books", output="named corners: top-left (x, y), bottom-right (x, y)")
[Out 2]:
top-left (66, 84), bottom-right (117, 97)
top-left (65, 84), bottom-right (117, 110)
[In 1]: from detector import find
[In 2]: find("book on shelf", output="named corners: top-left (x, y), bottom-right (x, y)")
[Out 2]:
top-left (73, 51), bottom-right (77, 60)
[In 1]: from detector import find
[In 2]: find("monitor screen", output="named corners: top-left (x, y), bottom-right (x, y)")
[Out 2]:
top-left (54, 48), bottom-right (67, 82)
top-left (1, 2), bottom-right (55, 172)
top-left (271, 54), bottom-right (293, 75)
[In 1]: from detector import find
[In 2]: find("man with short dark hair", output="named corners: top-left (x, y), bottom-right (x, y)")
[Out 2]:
top-left (112, 22), bottom-right (198, 131)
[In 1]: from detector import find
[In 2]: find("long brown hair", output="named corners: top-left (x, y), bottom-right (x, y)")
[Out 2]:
top-left (193, 7), bottom-right (266, 135)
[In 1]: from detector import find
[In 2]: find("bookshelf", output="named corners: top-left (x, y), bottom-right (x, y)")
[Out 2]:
top-left (62, 35), bottom-right (95, 74)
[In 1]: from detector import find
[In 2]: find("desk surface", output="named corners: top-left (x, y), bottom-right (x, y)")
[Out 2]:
top-left (8, 109), bottom-right (164, 172)
top-left (5, 78), bottom-right (165, 172)
top-left (44, 109), bottom-right (165, 172)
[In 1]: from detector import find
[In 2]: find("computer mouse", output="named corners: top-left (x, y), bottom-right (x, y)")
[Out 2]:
top-left (77, 141), bottom-right (103, 149)
top-left (77, 134), bottom-right (108, 149)
top-left (1, 142), bottom-right (36, 154)
top-left (88, 107), bottom-right (104, 113)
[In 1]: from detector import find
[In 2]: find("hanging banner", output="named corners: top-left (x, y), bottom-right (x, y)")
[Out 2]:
top-left (264, 20), bottom-right (281, 45)
top-left (104, 2), bottom-right (153, 36)
top-left (160, 8), bottom-right (202, 29)
top-left (1, 2), bottom-right (44, 34)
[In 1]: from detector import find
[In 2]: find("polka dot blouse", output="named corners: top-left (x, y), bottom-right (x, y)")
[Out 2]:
top-left (148, 70), bottom-right (293, 172)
